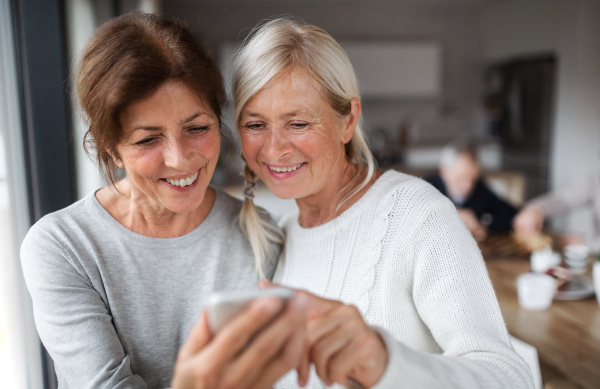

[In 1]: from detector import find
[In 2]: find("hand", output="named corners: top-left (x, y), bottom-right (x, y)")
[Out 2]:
top-left (513, 206), bottom-right (544, 235)
top-left (261, 282), bottom-right (388, 388)
top-left (560, 234), bottom-right (585, 246)
top-left (457, 208), bottom-right (487, 242)
top-left (171, 293), bottom-right (308, 389)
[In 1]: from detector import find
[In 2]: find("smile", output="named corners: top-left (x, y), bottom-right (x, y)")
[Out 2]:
top-left (165, 172), bottom-right (198, 187)
top-left (268, 163), bottom-right (304, 173)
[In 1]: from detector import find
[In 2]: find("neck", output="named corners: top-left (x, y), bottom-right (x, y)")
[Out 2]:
top-left (96, 180), bottom-right (216, 238)
top-left (295, 159), bottom-right (376, 228)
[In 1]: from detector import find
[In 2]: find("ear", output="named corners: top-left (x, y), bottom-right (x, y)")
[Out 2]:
top-left (107, 149), bottom-right (124, 169)
top-left (340, 98), bottom-right (361, 145)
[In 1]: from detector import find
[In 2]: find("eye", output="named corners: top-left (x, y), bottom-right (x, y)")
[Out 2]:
top-left (135, 137), bottom-right (158, 146)
top-left (289, 122), bottom-right (309, 130)
top-left (243, 123), bottom-right (266, 131)
top-left (188, 125), bottom-right (210, 133)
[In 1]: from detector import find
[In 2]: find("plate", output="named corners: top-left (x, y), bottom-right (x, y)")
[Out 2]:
top-left (554, 278), bottom-right (596, 300)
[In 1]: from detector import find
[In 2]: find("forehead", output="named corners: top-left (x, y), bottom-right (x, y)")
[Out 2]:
top-left (452, 154), bottom-right (480, 174)
top-left (243, 69), bottom-right (330, 114)
top-left (120, 81), bottom-right (214, 124)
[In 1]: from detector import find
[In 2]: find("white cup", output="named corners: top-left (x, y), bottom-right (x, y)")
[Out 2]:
top-left (516, 273), bottom-right (556, 311)
top-left (530, 248), bottom-right (560, 273)
top-left (564, 244), bottom-right (590, 261)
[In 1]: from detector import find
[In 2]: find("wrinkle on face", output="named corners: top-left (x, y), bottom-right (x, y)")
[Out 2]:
top-left (239, 68), bottom-right (357, 214)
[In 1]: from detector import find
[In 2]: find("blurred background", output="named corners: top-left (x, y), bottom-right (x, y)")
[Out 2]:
top-left (1, 0), bottom-right (599, 387)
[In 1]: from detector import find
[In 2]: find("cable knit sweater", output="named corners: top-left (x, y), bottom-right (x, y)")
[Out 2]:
top-left (273, 170), bottom-right (533, 389)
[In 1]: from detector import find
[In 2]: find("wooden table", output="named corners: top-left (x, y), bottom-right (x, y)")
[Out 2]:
top-left (486, 258), bottom-right (600, 389)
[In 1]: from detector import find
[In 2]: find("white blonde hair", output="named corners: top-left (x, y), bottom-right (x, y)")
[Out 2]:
top-left (232, 17), bottom-right (375, 277)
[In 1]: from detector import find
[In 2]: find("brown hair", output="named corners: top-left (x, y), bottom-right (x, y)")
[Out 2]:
top-left (76, 12), bottom-right (226, 185)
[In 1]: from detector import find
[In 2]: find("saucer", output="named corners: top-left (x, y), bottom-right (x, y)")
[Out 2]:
top-left (554, 278), bottom-right (595, 300)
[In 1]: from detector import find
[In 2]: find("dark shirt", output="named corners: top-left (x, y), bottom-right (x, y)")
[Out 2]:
top-left (425, 173), bottom-right (518, 232)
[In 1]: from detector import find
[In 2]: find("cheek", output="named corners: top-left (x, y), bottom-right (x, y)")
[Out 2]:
top-left (298, 133), bottom-right (343, 166)
top-left (240, 133), bottom-right (262, 163)
top-left (192, 132), bottom-right (221, 162)
top-left (122, 149), bottom-right (162, 178)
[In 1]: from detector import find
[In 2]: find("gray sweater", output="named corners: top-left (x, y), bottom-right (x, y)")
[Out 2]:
top-left (21, 188), bottom-right (276, 389)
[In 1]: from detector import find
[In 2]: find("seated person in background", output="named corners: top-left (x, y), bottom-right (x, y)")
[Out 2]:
top-left (426, 142), bottom-right (518, 241)
top-left (514, 171), bottom-right (600, 251)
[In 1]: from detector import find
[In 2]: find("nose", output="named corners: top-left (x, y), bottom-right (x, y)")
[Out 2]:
top-left (163, 136), bottom-right (192, 170)
top-left (263, 127), bottom-right (293, 160)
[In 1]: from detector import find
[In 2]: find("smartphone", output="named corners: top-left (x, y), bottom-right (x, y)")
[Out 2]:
top-left (206, 287), bottom-right (294, 333)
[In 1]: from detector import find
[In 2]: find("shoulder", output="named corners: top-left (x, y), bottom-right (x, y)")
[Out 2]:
top-left (215, 188), bottom-right (279, 230)
top-left (213, 188), bottom-right (244, 222)
top-left (365, 170), bottom-right (456, 235)
top-left (23, 194), bottom-right (97, 246)
top-left (374, 170), bottom-right (449, 211)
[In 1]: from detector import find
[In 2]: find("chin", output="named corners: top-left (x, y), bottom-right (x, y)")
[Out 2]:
top-left (266, 184), bottom-right (303, 200)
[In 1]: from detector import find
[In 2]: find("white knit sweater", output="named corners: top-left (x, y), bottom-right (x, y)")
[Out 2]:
top-left (274, 170), bottom-right (533, 389)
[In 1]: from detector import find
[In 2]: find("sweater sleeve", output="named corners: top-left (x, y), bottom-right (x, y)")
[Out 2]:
top-left (20, 224), bottom-right (148, 389)
top-left (372, 198), bottom-right (533, 389)
top-left (529, 178), bottom-right (594, 217)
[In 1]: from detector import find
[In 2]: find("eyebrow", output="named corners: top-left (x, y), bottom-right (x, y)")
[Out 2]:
top-left (131, 112), bottom-right (206, 132)
top-left (242, 110), bottom-right (310, 120)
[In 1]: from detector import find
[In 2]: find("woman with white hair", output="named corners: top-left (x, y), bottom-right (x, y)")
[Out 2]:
top-left (232, 18), bottom-right (534, 389)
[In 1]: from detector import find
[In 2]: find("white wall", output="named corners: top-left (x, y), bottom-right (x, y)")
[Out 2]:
top-left (481, 0), bottom-right (559, 61)
top-left (551, 0), bottom-right (600, 238)
top-left (167, 2), bottom-right (486, 146)
top-left (482, 0), bottom-right (600, 241)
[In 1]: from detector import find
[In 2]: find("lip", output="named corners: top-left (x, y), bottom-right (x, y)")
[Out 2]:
top-left (264, 162), bottom-right (305, 180)
top-left (161, 169), bottom-right (201, 191)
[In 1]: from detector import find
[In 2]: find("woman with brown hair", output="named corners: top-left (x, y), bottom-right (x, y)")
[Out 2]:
top-left (20, 12), bottom-right (305, 389)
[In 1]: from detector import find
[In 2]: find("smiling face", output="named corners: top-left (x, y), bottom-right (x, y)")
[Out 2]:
top-left (239, 70), bottom-right (358, 200)
top-left (115, 80), bottom-right (220, 215)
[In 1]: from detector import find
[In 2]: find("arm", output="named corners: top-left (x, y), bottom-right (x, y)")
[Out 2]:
top-left (528, 179), bottom-right (594, 218)
top-left (20, 225), bottom-right (147, 388)
top-left (514, 179), bottom-right (594, 234)
top-left (372, 198), bottom-right (532, 389)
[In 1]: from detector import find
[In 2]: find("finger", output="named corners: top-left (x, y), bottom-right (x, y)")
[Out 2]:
top-left (301, 291), bottom-right (341, 321)
top-left (296, 337), bottom-right (311, 388)
top-left (247, 310), bottom-right (308, 389)
top-left (329, 332), bottom-right (388, 388)
top-left (178, 310), bottom-right (212, 361)
top-left (222, 294), bottom-right (307, 387)
top-left (203, 296), bottom-right (284, 368)
top-left (311, 329), bottom-right (352, 386)
top-left (306, 304), bottom-right (353, 345)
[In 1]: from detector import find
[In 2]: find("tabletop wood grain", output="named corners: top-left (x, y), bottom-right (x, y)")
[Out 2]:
top-left (485, 258), bottom-right (600, 389)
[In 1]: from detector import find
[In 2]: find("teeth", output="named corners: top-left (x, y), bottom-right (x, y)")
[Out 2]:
top-left (269, 163), bottom-right (303, 173)
top-left (166, 172), bottom-right (198, 187)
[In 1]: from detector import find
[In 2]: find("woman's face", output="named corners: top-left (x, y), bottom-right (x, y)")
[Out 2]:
top-left (115, 80), bottom-right (220, 214)
top-left (239, 70), bottom-right (357, 200)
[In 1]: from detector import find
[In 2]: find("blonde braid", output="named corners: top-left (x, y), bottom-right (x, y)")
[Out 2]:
top-left (239, 155), bottom-right (284, 280)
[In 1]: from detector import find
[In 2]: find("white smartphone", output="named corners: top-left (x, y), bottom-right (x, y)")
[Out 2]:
top-left (206, 287), bottom-right (294, 333)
